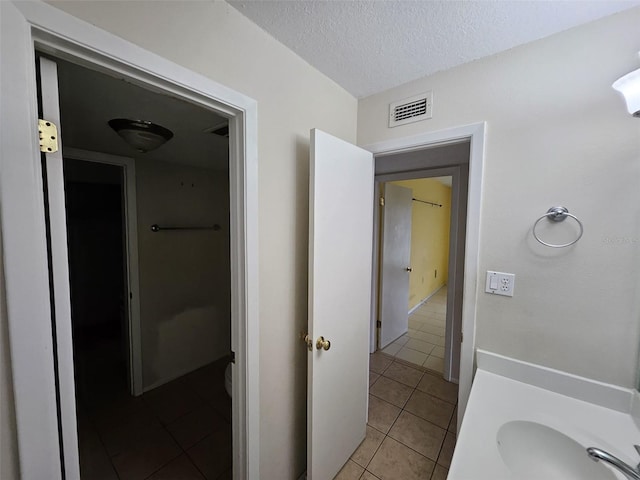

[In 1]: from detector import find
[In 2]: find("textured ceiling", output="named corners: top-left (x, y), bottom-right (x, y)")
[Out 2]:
top-left (228, 0), bottom-right (640, 98)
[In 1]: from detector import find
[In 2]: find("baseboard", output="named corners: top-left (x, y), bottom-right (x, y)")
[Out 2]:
top-left (408, 284), bottom-right (446, 315)
top-left (476, 349), bottom-right (634, 413)
top-left (143, 352), bottom-right (230, 393)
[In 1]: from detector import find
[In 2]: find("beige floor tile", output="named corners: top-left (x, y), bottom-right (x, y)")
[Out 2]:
top-left (97, 408), bottom-right (164, 457)
top-left (78, 418), bottom-right (119, 480)
top-left (423, 356), bottom-right (444, 372)
top-left (419, 324), bottom-right (446, 337)
top-left (360, 471), bottom-right (382, 479)
top-left (367, 437), bottom-right (435, 480)
top-left (217, 468), bottom-right (233, 480)
top-left (382, 362), bottom-right (423, 388)
top-left (407, 328), bottom-right (419, 338)
top-left (409, 330), bottom-right (438, 344)
top-left (367, 395), bottom-right (401, 434)
top-left (382, 342), bottom-right (402, 356)
top-left (413, 331), bottom-right (442, 345)
top-left (448, 406), bottom-right (458, 433)
top-left (208, 387), bottom-right (232, 422)
top-left (388, 411), bottom-right (446, 461)
top-left (430, 464), bottom-right (449, 480)
top-left (147, 454), bottom-right (205, 480)
top-left (183, 361), bottom-right (227, 402)
top-left (166, 405), bottom-right (228, 450)
top-left (395, 347), bottom-right (428, 367)
top-left (110, 429), bottom-right (181, 480)
top-left (417, 373), bottom-right (458, 405)
top-left (404, 390), bottom-right (455, 429)
top-left (392, 335), bottom-right (410, 346)
top-left (187, 427), bottom-right (233, 480)
top-left (370, 376), bottom-right (413, 408)
top-left (143, 379), bottom-right (204, 425)
top-left (351, 425), bottom-right (385, 468)
top-left (335, 459), bottom-right (365, 480)
top-left (431, 346), bottom-right (445, 359)
top-left (437, 432), bottom-right (456, 468)
top-left (369, 353), bottom-right (393, 374)
top-left (405, 338), bottom-right (435, 354)
top-left (408, 318), bottom-right (426, 330)
top-left (370, 372), bottom-right (381, 387)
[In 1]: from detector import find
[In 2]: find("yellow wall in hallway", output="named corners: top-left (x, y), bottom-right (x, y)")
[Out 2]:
top-left (390, 178), bottom-right (452, 311)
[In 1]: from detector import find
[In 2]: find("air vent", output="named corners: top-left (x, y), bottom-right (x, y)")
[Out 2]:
top-left (389, 91), bottom-right (433, 128)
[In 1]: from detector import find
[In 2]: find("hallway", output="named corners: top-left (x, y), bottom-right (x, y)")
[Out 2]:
top-left (381, 287), bottom-right (448, 373)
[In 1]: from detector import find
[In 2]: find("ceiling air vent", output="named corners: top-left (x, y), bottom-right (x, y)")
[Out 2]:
top-left (388, 91), bottom-right (433, 128)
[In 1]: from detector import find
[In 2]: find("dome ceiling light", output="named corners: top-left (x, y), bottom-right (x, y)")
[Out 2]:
top-left (108, 118), bottom-right (174, 152)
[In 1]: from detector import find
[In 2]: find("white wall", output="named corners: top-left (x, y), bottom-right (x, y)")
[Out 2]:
top-left (359, 8), bottom-right (640, 388)
top-left (0, 252), bottom-right (19, 479)
top-left (136, 159), bottom-right (230, 390)
top-left (35, 2), bottom-right (358, 478)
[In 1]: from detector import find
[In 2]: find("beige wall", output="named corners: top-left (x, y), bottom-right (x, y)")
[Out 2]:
top-left (136, 159), bottom-right (230, 390)
top-left (391, 179), bottom-right (452, 311)
top-left (359, 8), bottom-right (640, 388)
top-left (0, 1), bottom-right (358, 478)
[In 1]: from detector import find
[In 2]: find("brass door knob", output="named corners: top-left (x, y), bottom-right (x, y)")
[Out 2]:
top-left (316, 336), bottom-right (331, 351)
top-left (302, 334), bottom-right (313, 352)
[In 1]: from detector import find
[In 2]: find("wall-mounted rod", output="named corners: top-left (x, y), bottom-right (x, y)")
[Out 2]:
top-left (412, 198), bottom-right (442, 208)
top-left (150, 224), bottom-right (221, 232)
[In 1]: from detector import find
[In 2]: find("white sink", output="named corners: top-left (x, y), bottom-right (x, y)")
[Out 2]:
top-left (496, 421), bottom-right (618, 480)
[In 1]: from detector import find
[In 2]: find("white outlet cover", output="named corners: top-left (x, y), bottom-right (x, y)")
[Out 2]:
top-left (485, 271), bottom-right (515, 297)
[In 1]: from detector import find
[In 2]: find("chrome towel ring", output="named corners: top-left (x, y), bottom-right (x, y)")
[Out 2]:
top-left (533, 206), bottom-right (584, 248)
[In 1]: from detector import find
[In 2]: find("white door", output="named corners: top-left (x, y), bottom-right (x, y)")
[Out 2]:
top-left (38, 56), bottom-right (81, 479)
top-left (379, 183), bottom-right (412, 349)
top-left (308, 129), bottom-right (374, 480)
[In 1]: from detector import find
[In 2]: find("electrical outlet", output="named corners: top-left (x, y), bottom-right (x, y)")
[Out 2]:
top-left (485, 271), bottom-right (515, 297)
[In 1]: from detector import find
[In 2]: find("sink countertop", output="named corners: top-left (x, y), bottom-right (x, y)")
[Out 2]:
top-left (449, 364), bottom-right (640, 479)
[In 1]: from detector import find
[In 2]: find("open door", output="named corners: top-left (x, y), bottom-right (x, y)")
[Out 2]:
top-left (38, 56), bottom-right (81, 479)
top-left (378, 183), bottom-right (412, 349)
top-left (308, 129), bottom-right (374, 480)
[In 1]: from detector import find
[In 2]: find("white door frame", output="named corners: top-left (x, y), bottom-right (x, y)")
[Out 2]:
top-left (362, 122), bottom-right (485, 427)
top-left (63, 147), bottom-right (143, 397)
top-left (0, 2), bottom-right (259, 479)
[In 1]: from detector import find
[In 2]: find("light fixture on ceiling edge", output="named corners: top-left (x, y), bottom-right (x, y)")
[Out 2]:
top-left (613, 68), bottom-right (640, 118)
top-left (108, 118), bottom-right (174, 152)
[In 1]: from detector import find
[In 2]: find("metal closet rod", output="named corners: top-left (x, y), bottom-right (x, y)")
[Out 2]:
top-left (150, 224), bottom-right (222, 232)
top-left (412, 198), bottom-right (442, 208)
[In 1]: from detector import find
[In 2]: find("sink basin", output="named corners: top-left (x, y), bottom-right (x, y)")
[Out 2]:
top-left (496, 421), bottom-right (618, 479)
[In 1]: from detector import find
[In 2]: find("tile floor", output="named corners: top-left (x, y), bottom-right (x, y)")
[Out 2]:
top-left (382, 287), bottom-right (447, 373)
top-left (75, 341), bottom-right (232, 480)
top-left (334, 352), bottom-right (458, 480)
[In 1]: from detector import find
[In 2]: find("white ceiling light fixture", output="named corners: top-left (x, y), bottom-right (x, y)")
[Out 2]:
top-left (612, 68), bottom-right (640, 118)
top-left (108, 118), bottom-right (174, 152)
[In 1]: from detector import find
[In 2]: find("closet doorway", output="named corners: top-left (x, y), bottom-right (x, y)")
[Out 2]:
top-left (39, 52), bottom-right (237, 479)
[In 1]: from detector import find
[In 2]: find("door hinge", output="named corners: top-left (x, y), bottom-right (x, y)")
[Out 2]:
top-left (461, 332), bottom-right (463, 343)
top-left (38, 119), bottom-right (59, 153)
top-left (376, 320), bottom-right (382, 328)
top-left (231, 351), bottom-right (236, 364)
top-left (379, 196), bottom-right (385, 207)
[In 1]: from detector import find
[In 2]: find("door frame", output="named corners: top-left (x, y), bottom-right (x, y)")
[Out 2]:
top-left (363, 122), bottom-right (485, 427)
top-left (63, 148), bottom-right (143, 397)
top-left (0, 2), bottom-right (259, 479)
